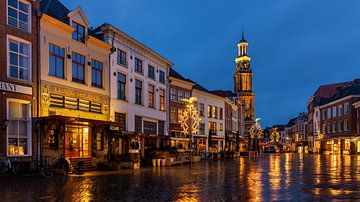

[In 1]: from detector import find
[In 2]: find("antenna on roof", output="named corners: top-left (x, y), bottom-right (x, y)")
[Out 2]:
top-left (110, 31), bottom-right (116, 53)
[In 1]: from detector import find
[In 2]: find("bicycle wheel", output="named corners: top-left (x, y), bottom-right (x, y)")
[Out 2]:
top-left (0, 162), bottom-right (9, 174)
top-left (41, 166), bottom-right (54, 178)
top-left (12, 162), bottom-right (24, 176)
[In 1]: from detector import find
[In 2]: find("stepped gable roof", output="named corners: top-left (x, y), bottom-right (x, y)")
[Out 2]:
top-left (40, 0), bottom-right (70, 23)
top-left (211, 90), bottom-right (236, 98)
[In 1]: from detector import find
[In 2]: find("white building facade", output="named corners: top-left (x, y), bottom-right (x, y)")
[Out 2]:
top-left (192, 86), bottom-right (225, 155)
top-left (94, 24), bottom-right (173, 157)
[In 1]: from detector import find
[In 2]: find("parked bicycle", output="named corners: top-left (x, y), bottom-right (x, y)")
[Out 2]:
top-left (0, 158), bottom-right (26, 176)
top-left (41, 157), bottom-right (70, 178)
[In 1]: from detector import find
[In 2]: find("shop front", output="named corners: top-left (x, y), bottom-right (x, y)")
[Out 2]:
top-left (40, 83), bottom-right (112, 170)
top-left (321, 138), bottom-right (355, 154)
top-left (225, 132), bottom-right (237, 152)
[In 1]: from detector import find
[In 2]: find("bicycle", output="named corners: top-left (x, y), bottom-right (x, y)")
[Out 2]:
top-left (0, 159), bottom-right (12, 175)
top-left (0, 158), bottom-right (25, 176)
top-left (41, 157), bottom-right (70, 178)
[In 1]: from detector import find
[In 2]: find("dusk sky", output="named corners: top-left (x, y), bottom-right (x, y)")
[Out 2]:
top-left (62, 0), bottom-right (360, 127)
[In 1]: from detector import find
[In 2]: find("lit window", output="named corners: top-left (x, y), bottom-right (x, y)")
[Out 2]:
top-left (49, 43), bottom-right (64, 78)
top-left (170, 107), bottom-right (177, 123)
top-left (207, 105), bottom-right (212, 118)
top-left (8, 38), bottom-right (30, 81)
top-left (71, 21), bottom-right (85, 43)
top-left (91, 59), bottom-right (103, 88)
top-left (220, 123), bottom-right (223, 131)
top-left (148, 85), bottom-right (155, 108)
top-left (7, 99), bottom-right (31, 156)
top-left (7, 0), bottom-right (31, 32)
top-left (199, 103), bottom-right (204, 117)
top-left (159, 89), bottom-right (165, 111)
top-left (96, 133), bottom-right (102, 151)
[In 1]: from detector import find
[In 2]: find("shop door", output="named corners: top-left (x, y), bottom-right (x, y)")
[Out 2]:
top-left (65, 123), bottom-right (90, 158)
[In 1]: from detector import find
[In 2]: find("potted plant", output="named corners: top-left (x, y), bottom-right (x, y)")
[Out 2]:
top-left (131, 154), bottom-right (140, 169)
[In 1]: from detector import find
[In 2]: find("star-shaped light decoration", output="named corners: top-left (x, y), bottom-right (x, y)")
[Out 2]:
top-left (249, 118), bottom-right (263, 140)
top-left (179, 97), bottom-right (201, 135)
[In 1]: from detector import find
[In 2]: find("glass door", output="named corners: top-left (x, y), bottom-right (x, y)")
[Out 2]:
top-left (65, 123), bottom-right (90, 158)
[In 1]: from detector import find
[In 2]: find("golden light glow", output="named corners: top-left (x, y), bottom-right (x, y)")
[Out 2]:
top-left (179, 97), bottom-right (201, 135)
top-left (249, 118), bottom-right (263, 139)
top-left (270, 128), bottom-right (280, 143)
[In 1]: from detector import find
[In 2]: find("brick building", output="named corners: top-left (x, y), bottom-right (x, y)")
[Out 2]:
top-left (0, 0), bottom-right (39, 168)
top-left (168, 68), bottom-right (195, 151)
top-left (319, 80), bottom-right (360, 154)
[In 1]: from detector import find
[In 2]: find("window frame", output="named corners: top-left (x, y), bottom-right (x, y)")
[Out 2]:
top-left (135, 79), bottom-right (142, 105)
top-left (7, 35), bottom-right (32, 82)
top-left (159, 89), bottom-right (165, 111)
top-left (117, 73), bottom-right (126, 100)
top-left (71, 52), bottom-right (85, 84)
top-left (91, 59), bottom-right (103, 88)
top-left (71, 21), bottom-right (85, 43)
top-left (6, 98), bottom-right (32, 157)
top-left (7, 0), bottom-right (32, 33)
top-left (134, 58), bottom-right (143, 74)
top-left (148, 84), bottom-right (155, 108)
top-left (148, 65), bottom-right (155, 80)
top-left (159, 70), bottom-right (165, 84)
top-left (48, 43), bottom-right (65, 79)
top-left (117, 49), bottom-right (127, 67)
top-left (170, 88), bottom-right (176, 101)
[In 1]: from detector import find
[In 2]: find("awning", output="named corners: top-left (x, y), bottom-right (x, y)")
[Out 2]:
top-left (38, 115), bottom-right (119, 127)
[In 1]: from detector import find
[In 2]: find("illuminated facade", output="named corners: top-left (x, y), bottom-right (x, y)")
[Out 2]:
top-left (94, 23), bottom-right (173, 159)
top-left (319, 81), bottom-right (360, 155)
top-left (39, 1), bottom-right (113, 169)
top-left (0, 0), bottom-right (39, 168)
top-left (192, 84), bottom-right (225, 155)
top-left (169, 68), bottom-right (195, 151)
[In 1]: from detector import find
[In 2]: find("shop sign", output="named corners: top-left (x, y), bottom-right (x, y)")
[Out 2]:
top-left (0, 81), bottom-right (32, 95)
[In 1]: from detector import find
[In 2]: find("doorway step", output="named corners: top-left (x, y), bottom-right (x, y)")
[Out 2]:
top-left (69, 158), bottom-right (96, 171)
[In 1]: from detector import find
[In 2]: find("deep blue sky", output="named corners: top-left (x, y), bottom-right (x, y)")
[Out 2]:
top-left (62, 0), bottom-right (360, 127)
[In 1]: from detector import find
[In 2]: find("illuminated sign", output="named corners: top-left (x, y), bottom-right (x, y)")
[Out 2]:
top-left (0, 81), bottom-right (32, 95)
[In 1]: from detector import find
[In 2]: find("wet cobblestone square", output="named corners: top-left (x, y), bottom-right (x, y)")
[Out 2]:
top-left (1, 153), bottom-right (360, 201)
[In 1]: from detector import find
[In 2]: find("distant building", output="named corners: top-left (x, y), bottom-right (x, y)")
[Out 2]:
top-left (307, 81), bottom-right (352, 153)
top-left (168, 68), bottom-right (195, 151)
top-left (192, 84), bottom-right (225, 155)
top-left (319, 80), bottom-right (360, 154)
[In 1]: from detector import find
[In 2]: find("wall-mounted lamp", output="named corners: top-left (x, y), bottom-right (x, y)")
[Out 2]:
top-left (1, 119), bottom-right (9, 130)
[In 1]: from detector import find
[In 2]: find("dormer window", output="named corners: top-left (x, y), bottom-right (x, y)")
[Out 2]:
top-left (72, 21), bottom-right (85, 43)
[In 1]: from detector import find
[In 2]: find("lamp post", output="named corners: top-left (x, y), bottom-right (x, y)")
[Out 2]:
top-left (179, 97), bottom-right (201, 169)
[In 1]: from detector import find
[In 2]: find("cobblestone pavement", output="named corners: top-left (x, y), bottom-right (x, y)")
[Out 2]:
top-left (1, 153), bottom-right (360, 201)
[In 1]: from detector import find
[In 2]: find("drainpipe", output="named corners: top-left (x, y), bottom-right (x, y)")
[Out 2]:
top-left (36, 9), bottom-right (42, 170)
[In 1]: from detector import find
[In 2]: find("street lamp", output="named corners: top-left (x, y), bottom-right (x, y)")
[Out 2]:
top-left (179, 97), bottom-right (201, 169)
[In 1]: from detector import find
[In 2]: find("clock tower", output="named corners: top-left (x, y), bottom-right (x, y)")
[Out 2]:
top-left (234, 33), bottom-right (255, 128)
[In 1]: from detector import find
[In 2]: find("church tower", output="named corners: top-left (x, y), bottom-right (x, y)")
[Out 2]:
top-left (234, 33), bottom-right (255, 127)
